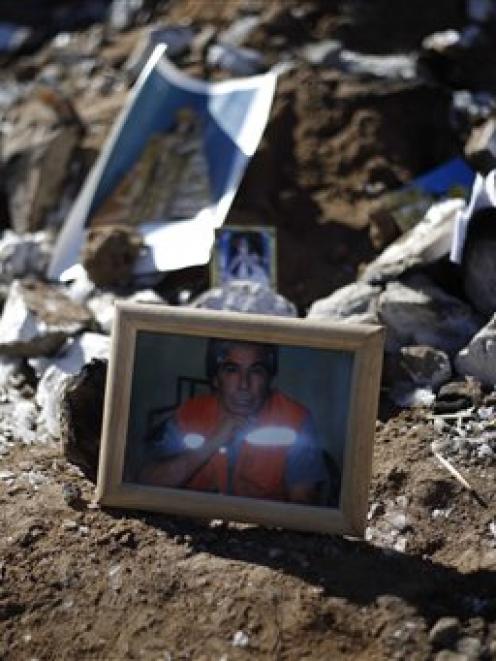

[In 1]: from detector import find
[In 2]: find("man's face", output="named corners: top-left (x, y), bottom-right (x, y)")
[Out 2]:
top-left (214, 344), bottom-right (271, 418)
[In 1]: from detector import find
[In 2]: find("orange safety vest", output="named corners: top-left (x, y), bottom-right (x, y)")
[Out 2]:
top-left (176, 391), bottom-right (308, 500)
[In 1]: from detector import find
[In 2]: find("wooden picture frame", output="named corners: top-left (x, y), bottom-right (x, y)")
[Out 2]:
top-left (96, 304), bottom-right (385, 537)
top-left (210, 225), bottom-right (277, 288)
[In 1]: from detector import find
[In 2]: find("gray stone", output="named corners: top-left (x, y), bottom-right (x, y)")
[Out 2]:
top-left (456, 637), bottom-right (482, 659)
top-left (32, 332), bottom-right (110, 439)
top-left (360, 199), bottom-right (464, 284)
top-left (434, 652), bottom-right (468, 661)
top-left (87, 289), bottom-right (165, 334)
top-left (4, 123), bottom-right (81, 234)
top-left (335, 50), bottom-right (417, 81)
top-left (464, 117), bottom-right (496, 172)
top-left (307, 282), bottom-right (381, 321)
top-left (398, 346), bottom-right (452, 390)
top-left (218, 15), bottom-right (261, 47)
top-left (191, 281), bottom-right (297, 317)
top-left (377, 275), bottom-right (482, 353)
top-left (455, 315), bottom-right (496, 386)
top-left (0, 280), bottom-right (93, 357)
top-left (429, 616), bottom-right (461, 648)
top-left (0, 231), bottom-right (52, 284)
top-left (125, 25), bottom-right (196, 80)
top-left (206, 44), bottom-right (266, 76)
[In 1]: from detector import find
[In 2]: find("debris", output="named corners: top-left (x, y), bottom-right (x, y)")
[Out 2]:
top-left (206, 43), bottom-right (266, 76)
top-left (369, 158), bottom-right (474, 237)
top-left (191, 280), bottom-right (297, 317)
top-left (361, 198), bottom-right (465, 285)
top-left (428, 617), bottom-right (461, 648)
top-left (455, 314), bottom-right (496, 385)
top-left (450, 168), bottom-right (496, 265)
top-left (0, 280), bottom-right (93, 357)
top-left (125, 25), bottom-right (196, 79)
top-left (81, 225), bottom-right (144, 288)
top-left (0, 230), bottom-right (52, 285)
top-left (460, 206), bottom-right (496, 316)
top-left (232, 631), bottom-right (250, 648)
top-left (432, 446), bottom-right (487, 507)
top-left (62, 482), bottom-right (82, 507)
top-left (32, 332), bottom-right (109, 439)
top-left (464, 117), bottom-right (496, 173)
top-left (2, 87), bottom-right (84, 234)
top-left (307, 281), bottom-right (380, 322)
top-left (434, 379), bottom-right (483, 414)
top-left (61, 359), bottom-right (107, 480)
top-left (377, 274), bottom-right (482, 354)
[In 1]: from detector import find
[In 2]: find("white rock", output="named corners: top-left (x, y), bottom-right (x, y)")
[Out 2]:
top-left (307, 281), bottom-right (381, 321)
top-left (32, 332), bottom-right (110, 438)
top-left (455, 314), bottom-right (496, 386)
top-left (0, 230), bottom-right (52, 283)
top-left (360, 199), bottom-right (464, 284)
top-left (0, 280), bottom-right (92, 357)
top-left (232, 631), bottom-right (249, 648)
top-left (191, 281), bottom-right (297, 317)
top-left (378, 275), bottom-right (482, 353)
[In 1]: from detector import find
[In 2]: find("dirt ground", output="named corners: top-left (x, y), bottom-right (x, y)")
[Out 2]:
top-left (0, 402), bottom-right (495, 661)
top-left (1, 1), bottom-right (496, 659)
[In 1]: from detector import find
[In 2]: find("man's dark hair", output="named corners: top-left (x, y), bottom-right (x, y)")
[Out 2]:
top-left (206, 339), bottom-right (278, 381)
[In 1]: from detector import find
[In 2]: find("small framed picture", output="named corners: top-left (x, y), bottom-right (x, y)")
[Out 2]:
top-left (210, 225), bottom-right (277, 288)
top-left (96, 304), bottom-right (385, 536)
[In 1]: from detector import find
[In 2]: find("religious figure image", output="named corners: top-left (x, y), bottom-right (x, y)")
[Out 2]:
top-left (212, 227), bottom-right (276, 287)
top-left (137, 338), bottom-right (340, 505)
top-left (88, 106), bottom-right (211, 228)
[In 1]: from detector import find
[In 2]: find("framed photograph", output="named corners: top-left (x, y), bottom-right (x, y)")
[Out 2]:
top-left (96, 304), bottom-right (385, 536)
top-left (210, 225), bottom-right (277, 288)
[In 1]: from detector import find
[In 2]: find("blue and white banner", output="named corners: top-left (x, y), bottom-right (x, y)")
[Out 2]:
top-left (48, 45), bottom-right (277, 280)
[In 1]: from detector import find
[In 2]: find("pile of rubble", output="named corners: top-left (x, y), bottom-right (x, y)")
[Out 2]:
top-left (0, 1), bottom-right (495, 463)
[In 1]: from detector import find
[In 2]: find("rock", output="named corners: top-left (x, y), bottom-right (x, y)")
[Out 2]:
top-left (455, 314), bottom-right (496, 386)
top-left (451, 90), bottom-right (496, 134)
top-left (461, 206), bottom-right (496, 317)
top-left (335, 50), bottom-right (417, 81)
top-left (0, 280), bottom-right (93, 357)
top-left (307, 281), bottom-right (381, 322)
top-left (0, 357), bottom-right (22, 388)
top-left (125, 25), bottom-right (196, 80)
top-left (106, 0), bottom-right (145, 32)
top-left (232, 631), bottom-right (249, 648)
top-left (87, 289), bottom-right (165, 334)
top-left (218, 15), bottom-right (261, 47)
top-left (464, 117), bottom-right (496, 173)
top-left (434, 378), bottom-right (483, 414)
top-left (32, 332), bottom-right (110, 439)
top-left (0, 230), bottom-right (52, 285)
top-left (60, 359), bottom-right (107, 480)
top-left (3, 89), bottom-right (84, 233)
top-left (191, 281), bottom-right (297, 317)
top-left (428, 616), bottom-right (461, 648)
top-left (377, 275), bottom-right (482, 353)
top-left (81, 225), bottom-right (144, 288)
top-left (61, 482), bottom-right (82, 507)
top-left (456, 637), bottom-right (482, 659)
top-left (299, 39), bottom-right (342, 66)
top-left (433, 652), bottom-right (469, 661)
top-left (398, 346), bottom-right (452, 390)
top-left (206, 44), bottom-right (266, 76)
top-left (360, 199), bottom-right (464, 284)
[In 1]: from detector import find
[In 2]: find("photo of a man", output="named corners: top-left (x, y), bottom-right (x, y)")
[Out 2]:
top-left (138, 339), bottom-right (337, 504)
